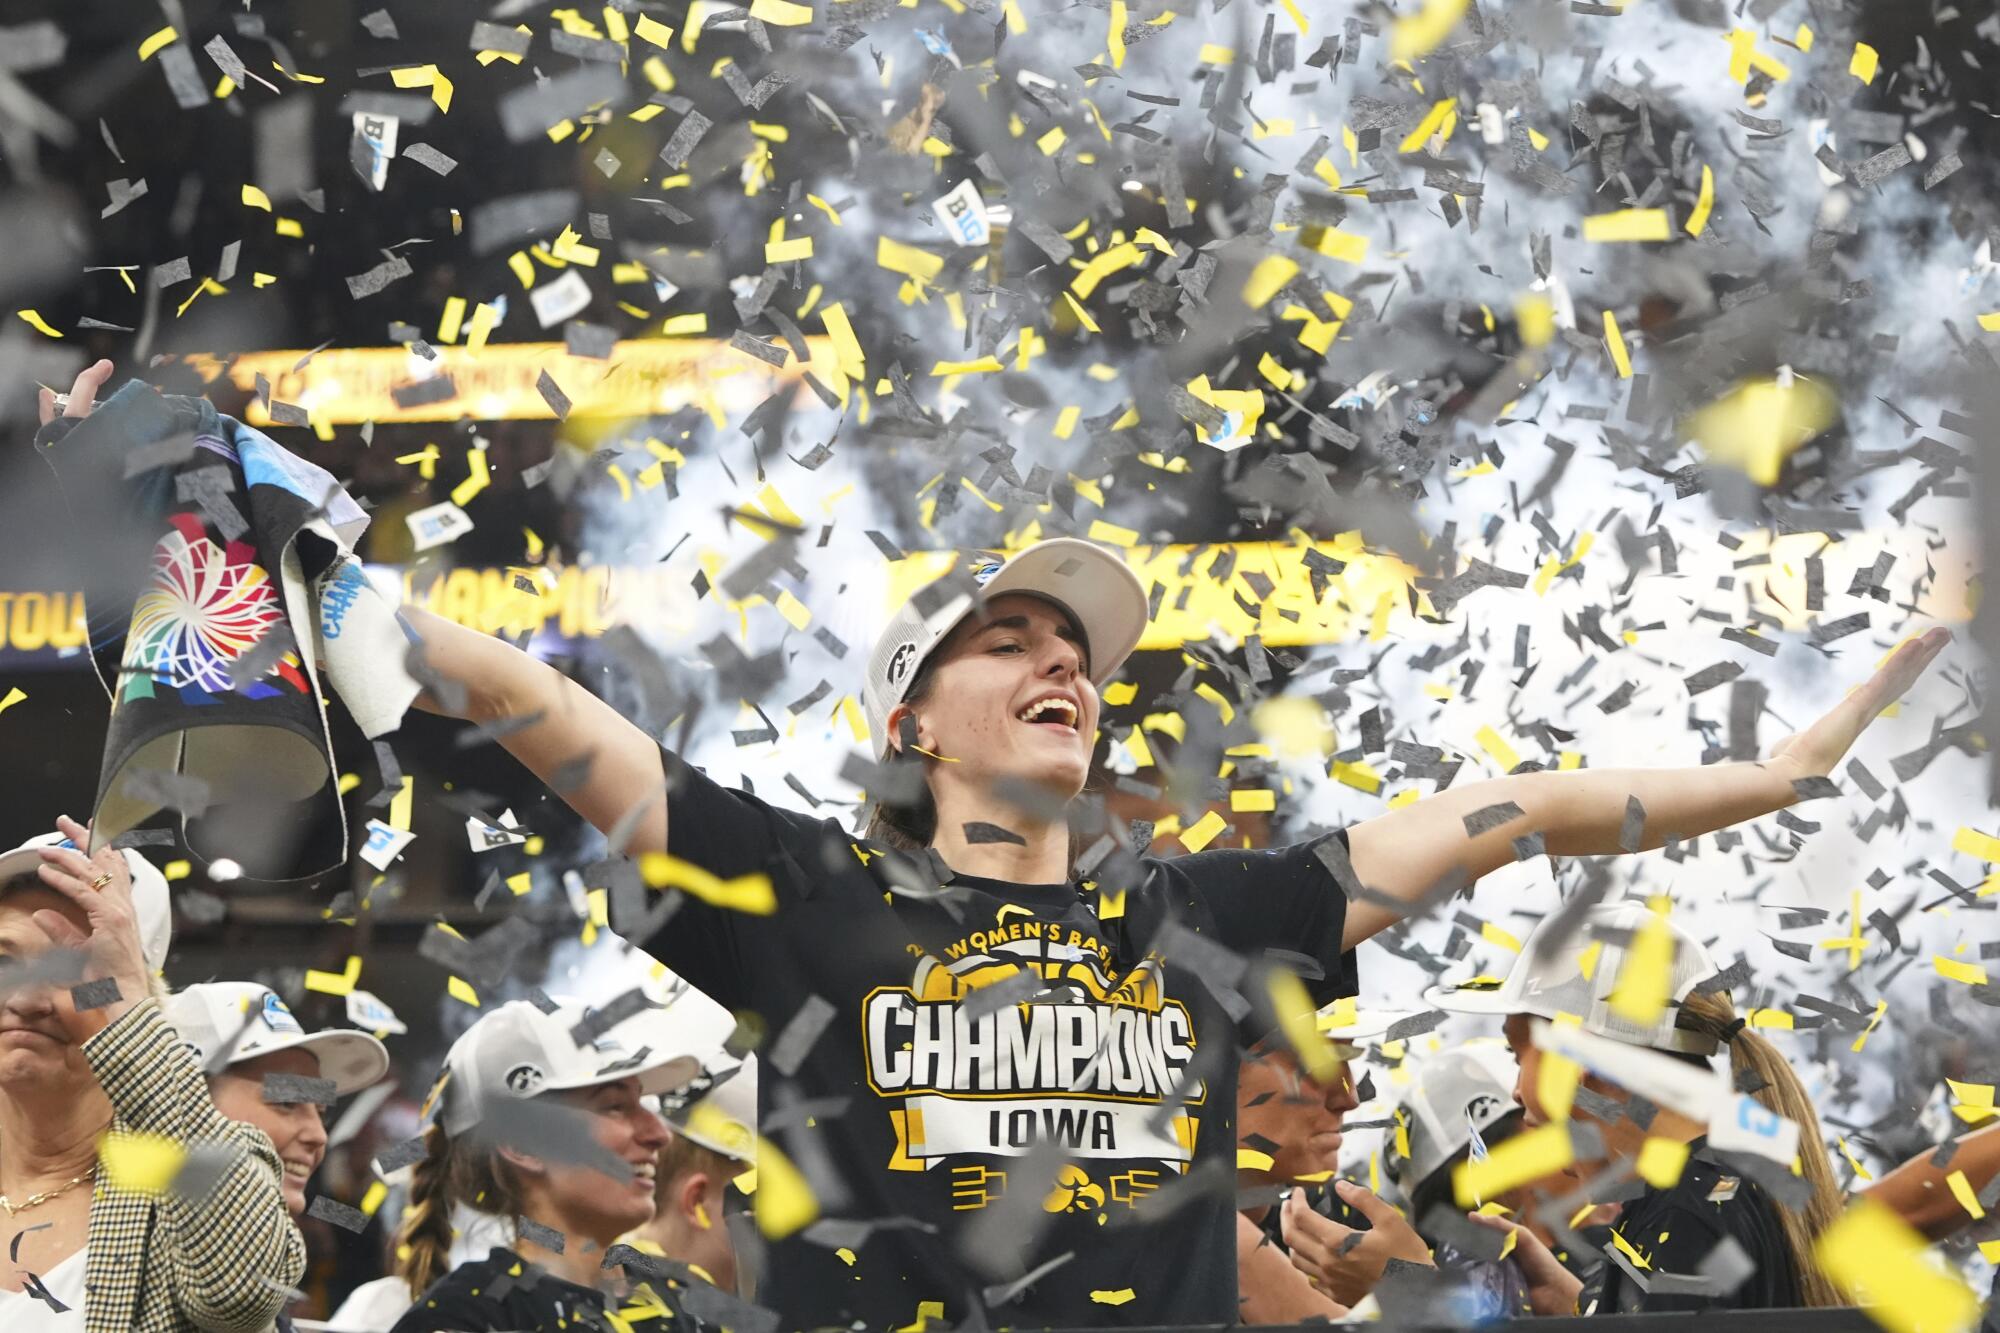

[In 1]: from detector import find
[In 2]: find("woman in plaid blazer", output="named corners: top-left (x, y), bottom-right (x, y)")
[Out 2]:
top-left (0, 817), bottom-right (306, 1331)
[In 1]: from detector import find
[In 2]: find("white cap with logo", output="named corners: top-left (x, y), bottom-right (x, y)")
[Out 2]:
top-left (661, 1053), bottom-right (757, 1165)
top-left (861, 538), bottom-right (1148, 758)
top-left (165, 981), bottom-right (390, 1095)
top-left (438, 999), bottom-right (702, 1136)
top-left (0, 832), bottom-right (172, 973)
top-left (1393, 1042), bottom-right (1523, 1199)
top-left (1425, 899), bottom-right (1724, 1056)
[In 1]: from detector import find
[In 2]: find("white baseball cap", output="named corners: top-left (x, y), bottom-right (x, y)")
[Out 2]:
top-left (0, 832), bottom-right (172, 973)
top-left (861, 538), bottom-right (1148, 758)
top-left (1394, 1042), bottom-right (1523, 1199)
top-left (1425, 900), bottom-right (1723, 1056)
top-left (661, 1053), bottom-right (757, 1165)
top-left (439, 999), bottom-right (702, 1136)
top-left (165, 981), bottom-right (390, 1095)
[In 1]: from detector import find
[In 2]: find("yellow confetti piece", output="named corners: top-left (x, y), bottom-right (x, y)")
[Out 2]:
top-left (163, 860), bottom-right (191, 881)
top-left (633, 12), bottom-right (677, 45)
top-left (1687, 164), bottom-right (1715, 236)
top-left (1456, 1122), bottom-right (1573, 1206)
top-left (749, 0), bottom-right (815, 23)
top-left (1267, 968), bottom-right (1342, 1082)
top-left (1583, 209), bottom-right (1672, 243)
top-left (1601, 310), bottom-right (1634, 377)
top-left (388, 775), bottom-right (414, 831)
top-left (100, 1132), bottom-right (186, 1195)
top-left (931, 357), bottom-right (1005, 375)
top-left (1302, 226), bottom-right (1369, 263)
top-left (753, 1137), bottom-right (819, 1238)
top-left (766, 235), bottom-right (814, 264)
top-left (1180, 809), bottom-right (1227, 852)
top-left (1087, 518), bottom-right (1138, 546)
top-left (1636, 1137), bottom-right (1690, 1188)
top-left (1242, 254), bottom-right (1299, 308)
top-left (1390, 0), bottom-right (1469, 63)
top-left (1197, 43), bottom-right (1235, 65)
top-left (640, 852), bottom-right (777, 914)
top-left (360, 1180), bottom-right (388, 1216)
top-left (1685, 374), bottom-right (1837, 487)
top-left (1954, 827), bottom-right (2000, 861)
top-left (1072, 241), bottom-right (1142, 299)
top-left (1332, 759), bottom-right (1381, 794)
top-left (242, 184), bottom-right (273, 211)
top-left (1091, 1290), bottom-right (1138, 1307)
top-left (1230, 788), bottom-right (1276, 813)
top-left (0, 686), bottom-right (25, 715)
top-left (138, 26), bottom-right (180, 60)
top-left (448, 976), bottom-right (480, 1006)
top-left (1609, 904), bottom-right (1673, 1025)
top-left (16, 309), bottom-right (61, 338)
top-left (1514, 293), bottom-right (1554, 347)
top-left (1481, 921), bottom-right (1523, 953)
top-left (1194, 681), bottom-right (1235, 725)
top-left (1936, 955), bottom-right (1990, 987)
top-left (1978, 312), bottom-right (2000, 334)
top-left (391, 63), bottom-right (454, 114)
top-left (1103, 681), bottom-right (1138, 707)
top-left (1850, 42), bottom-right (1879, 84)
top-left (1237, 1148), bottom-right (1275, 1171)
top-left (1108, 0), bottom-right (1128, 68)
top-left (877, 236), bottom-right (942, 283)
top-left (1949, 1169), bottom-right (1987, 1221)
top-left (775, 589), bottom-right (812, 631)
top-left (1537, 1049), bottom-right (1580, 1121)
top-left (1816, 1198), bottom-right (1979, 1333)
top-left (305, 955), bottom-right (363, 997)
top-left (450, 447), bottom-right (490, 507)
top-left (506, 872), bottom-right (533, 897)
top-left (1474, 725), bottom-right (1519, 772)
top-left (1398, 100), bottom-right (1457, 153)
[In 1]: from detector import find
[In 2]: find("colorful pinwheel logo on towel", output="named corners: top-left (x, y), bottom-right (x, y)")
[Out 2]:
top-left (119, 513), bottom-right (308, 704)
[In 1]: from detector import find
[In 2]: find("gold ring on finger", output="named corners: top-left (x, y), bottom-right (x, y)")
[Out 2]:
top-left (89, 872), bottom-right (112, 891)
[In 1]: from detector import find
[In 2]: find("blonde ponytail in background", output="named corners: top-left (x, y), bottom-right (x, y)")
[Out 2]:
top-left (1678, 990), bottom-right (1843, 1308)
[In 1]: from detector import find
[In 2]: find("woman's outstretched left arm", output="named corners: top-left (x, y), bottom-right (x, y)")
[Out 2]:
top-left (1340, 628), bottom-right (1951, 951)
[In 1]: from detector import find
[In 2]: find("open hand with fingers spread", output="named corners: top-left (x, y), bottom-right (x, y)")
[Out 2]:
top-left (31, 814), bottom-right (150, 1037)
top-left (1766, 627), bottom-right (1951, 779)
top-left (1280, 1178), bottom-right (1433, 1308)
top-left (38, 357), bottom-right (114, 426)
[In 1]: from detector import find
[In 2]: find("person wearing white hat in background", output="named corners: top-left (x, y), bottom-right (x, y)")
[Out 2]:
top-left (1235, 1002), bottom-right (1405, 1324)
top-left (1406, 899), bottom-right (1848, 1314)
top-left (386, 507), bottom-right (1947, 1328)
top-left (0, 817), bottom-right (305, 1332)
top-left (383, 998), bottom-right (695, 1333)
top-left (163, 982), bottom-right (390, 1220)
top-left (620, 1052), bottom-right (756, 1297)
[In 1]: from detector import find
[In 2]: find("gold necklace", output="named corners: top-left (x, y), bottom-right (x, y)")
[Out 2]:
top-left (0, 1168), bottom-right (95, 1216)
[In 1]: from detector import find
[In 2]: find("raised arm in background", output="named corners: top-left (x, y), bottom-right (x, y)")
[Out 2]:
top-left (1341, 629), bottom-right (1951, 951)
top-left (1864, 1120), bottom-right (2000, 1242)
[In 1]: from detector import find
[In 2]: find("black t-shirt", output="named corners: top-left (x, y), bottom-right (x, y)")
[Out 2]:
top-left (648, 751), bottom-right (1356, 1330)
top-left (1589, 1140), bottom-right (1802, 1312)
top-left (390, 1247), bottom-right (614, 1332)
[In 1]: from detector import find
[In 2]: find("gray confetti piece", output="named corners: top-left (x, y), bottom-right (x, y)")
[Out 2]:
top-left (1463, 802), bottom-right (1526, 837)
top-left (307, 1195), bottom-right (368, 1232)
top-left (1845, 759), bottom-right (1885, 802)
top-left (517, 1216), bottom-right (565, 1252)
top-left (153, 256), bottom-right (192, 288)
top-left (345, 252), bottom-right (413, 299)
top-left (470, 20), bottom-right (532, 56)
top-left (264, 1073), bottom-right (338, 1107)
top-left (1618, 795), bottom-right (1646, 854)
top-left (962, 821), bottom-right (1027, 846)
top-left (70, 977), bottom-right (122, 1011)
top-left (1683, 661), bottom-right (1743, 696)
top-left (401, 142), bottom-right (458, 176)
top-left (536, 370), bottom-right (571, 420)
top-left (660, 109), bottom-right (713, 169)
top-left (768, 995), bottom-right (837, 1078)
top-left (498, 66), bottom-right (627, 142)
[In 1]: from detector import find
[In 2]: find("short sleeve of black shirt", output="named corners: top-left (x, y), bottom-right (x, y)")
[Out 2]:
top-left (653, 749), bottom-right (843, 1013)
top-left (1592, 1148), bottom-right (1802, 1312)
top-left (1152, 830), bottom-right (1357, 1005)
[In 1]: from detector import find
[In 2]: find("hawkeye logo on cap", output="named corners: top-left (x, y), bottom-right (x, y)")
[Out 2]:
top-left (505, 1063), bottom-right (547, 1095)
top-left (887, 641), bottom-right (919, 685)
top-left (261, 992), bottom-right (303, 1035)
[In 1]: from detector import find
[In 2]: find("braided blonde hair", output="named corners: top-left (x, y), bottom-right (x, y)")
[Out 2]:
top-left (392, 1121), bottom-right (525, 1297)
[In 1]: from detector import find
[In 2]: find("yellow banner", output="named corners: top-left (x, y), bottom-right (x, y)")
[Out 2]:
top-left (184, 337), bottom-right (833, 426)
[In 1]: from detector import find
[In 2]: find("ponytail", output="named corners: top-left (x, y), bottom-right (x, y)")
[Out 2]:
top-left (1677, 990), bottom-right (1843, 1308)
top-left (392, 1120), bottom-right (525, 1298)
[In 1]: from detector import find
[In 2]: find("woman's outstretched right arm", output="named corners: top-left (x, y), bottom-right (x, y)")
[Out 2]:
top-left (404, 606), bottom-right (668, 854)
